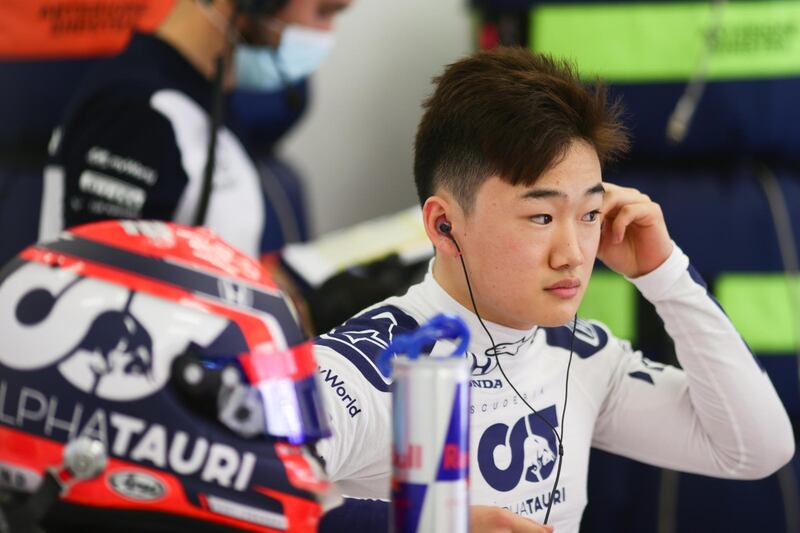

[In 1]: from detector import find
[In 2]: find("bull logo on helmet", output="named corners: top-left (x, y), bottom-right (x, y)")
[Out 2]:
top-left (59, 294), bottom-right (154, 395)
top-left (0, 261), bottom-right (228, 401)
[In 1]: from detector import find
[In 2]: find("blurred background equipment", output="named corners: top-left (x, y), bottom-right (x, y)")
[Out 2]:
top-left (470, 1), bottom-right (800, 532)
top-left (281, 206), bottom-right (432, 332)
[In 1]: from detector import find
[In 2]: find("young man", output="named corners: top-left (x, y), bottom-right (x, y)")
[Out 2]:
top-left (313, 47), bottom-right (794, 532)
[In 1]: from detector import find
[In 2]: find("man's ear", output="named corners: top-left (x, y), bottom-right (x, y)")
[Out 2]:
top-left (422, 196), bottom-right (460, 257)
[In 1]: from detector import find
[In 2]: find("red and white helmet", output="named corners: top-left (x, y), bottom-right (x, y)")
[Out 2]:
top-left (0, 220), bottom-right (338, 532)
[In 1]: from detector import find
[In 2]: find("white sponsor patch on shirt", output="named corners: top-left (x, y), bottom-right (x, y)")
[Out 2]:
top-left (86, 146), bottom-right (158, 186)
top-left (78, 170), bottom-right (146, 210)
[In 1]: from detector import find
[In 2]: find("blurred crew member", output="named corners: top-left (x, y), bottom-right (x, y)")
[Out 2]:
top-left (40, 0), bottom-right (350, 259)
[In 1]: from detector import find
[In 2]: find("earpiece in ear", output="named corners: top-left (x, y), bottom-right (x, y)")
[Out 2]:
top-left (437, 219), bottom-right (461, 255)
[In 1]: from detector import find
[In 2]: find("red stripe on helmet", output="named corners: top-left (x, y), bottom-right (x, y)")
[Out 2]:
top-left (20, 247), bottom-right (275, 349)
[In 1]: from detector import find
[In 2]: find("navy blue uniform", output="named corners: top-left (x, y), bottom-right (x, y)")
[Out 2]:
top-left (41, 33), bottom-right (265, 258)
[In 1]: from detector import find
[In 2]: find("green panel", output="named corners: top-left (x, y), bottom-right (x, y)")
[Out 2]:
top-left (530, 1), bottom-right (800, 82)
top-left (579, 270), bottom-right (636, 341)
top-left (715, 273), bottom-right (800, 354)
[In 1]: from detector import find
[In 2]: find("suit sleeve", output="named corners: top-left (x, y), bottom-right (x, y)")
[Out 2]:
top-left (314, 343), bottom-right (393, 496)
top-left (592, 245), bottom-right (794, 479)
top-left (41, 86), bottom-right (188, 238)
top-left (319, 497), bottom-right (389, 532)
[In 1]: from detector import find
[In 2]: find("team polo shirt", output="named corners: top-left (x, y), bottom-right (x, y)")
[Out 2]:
top-left (41, 33), bottom-right (265, 258)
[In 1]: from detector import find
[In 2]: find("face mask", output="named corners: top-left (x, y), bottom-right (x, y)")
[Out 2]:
top-left (235, 24), bottom-right (335, 92)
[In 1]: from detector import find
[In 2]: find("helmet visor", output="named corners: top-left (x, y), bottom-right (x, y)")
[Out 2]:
top-left (237, 340), bottom-right (330, 444)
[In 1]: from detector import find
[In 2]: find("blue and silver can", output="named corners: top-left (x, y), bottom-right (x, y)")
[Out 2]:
top-left (378, 314), bottom-right (471, 533)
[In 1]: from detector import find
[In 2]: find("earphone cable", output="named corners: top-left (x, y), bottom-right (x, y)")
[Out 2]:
top-left (544, 313), bottom-right (576, 524)
top-left (451, 240), bottom-right (576, 525)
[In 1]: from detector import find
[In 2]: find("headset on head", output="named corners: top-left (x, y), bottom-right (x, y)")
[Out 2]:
top-left (235, 0), bottom-right (289, 16)
top-left (201, 0), bottom-right (289, 17)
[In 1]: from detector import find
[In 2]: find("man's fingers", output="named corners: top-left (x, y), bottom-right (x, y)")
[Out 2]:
top-left (602, 184), bottom-right (651, 220)
top-left (470, 506), bottom-right (554, 533)
top-left (513, 517), bottom-right (554, 533)
top-left (512, 516), bottom-right (554, 533)
top-left (609, 202), bottom-right (660, 243)
top-left (598, 182), bottom-right (673, 277)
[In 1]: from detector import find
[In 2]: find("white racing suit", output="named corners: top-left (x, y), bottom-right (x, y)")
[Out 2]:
top-left (313, 245), bottom-right (794, 532)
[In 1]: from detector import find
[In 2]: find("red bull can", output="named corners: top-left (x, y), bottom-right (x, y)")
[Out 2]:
top-left (378, 315), bottom-right (471, 533)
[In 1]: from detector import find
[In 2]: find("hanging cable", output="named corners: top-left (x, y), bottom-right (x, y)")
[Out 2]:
top-left (665, 0), bottom-right (727, 145)
top-left (755, 162), bottom-right (800, 533)
top-left (194, 4), bottom-right (242, 227)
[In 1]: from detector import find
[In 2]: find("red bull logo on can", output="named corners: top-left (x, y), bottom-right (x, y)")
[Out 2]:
top-left (381, 314), bottom-right (471, 533)
top-left (442, 443), bottom-right (468, 472)
top-left (394, 443), bottom-right (423, 471)
top-left (435, 381), bottom-right (469, 482)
